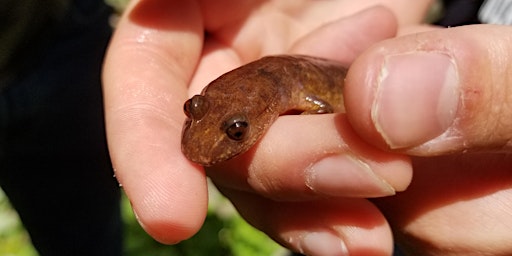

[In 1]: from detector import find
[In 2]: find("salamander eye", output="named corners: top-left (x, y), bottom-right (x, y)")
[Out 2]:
top-left (184, 95), bottom-right (209, 120)
top-left (223, 114), bottom-right (249, 141)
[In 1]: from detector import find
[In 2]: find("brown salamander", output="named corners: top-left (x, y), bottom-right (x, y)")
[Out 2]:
top-left (181, 55), bottom-right (347, 166)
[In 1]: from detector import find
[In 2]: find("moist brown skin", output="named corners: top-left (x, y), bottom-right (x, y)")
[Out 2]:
top-left (182, 55), bottom-right (347, 166)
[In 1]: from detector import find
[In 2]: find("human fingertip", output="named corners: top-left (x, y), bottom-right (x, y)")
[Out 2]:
top-left (346, 48), bottom-right (461, 153)
top-left (134, 208), bottom-right (204, 244)
top-left (299, 231), bottom-right (349, 256)
top-left (348, 25), bottom-right (512, 155)
top-left (119, 163), bottom-right (208, 244)
top-left (290, 5), bottom-right (397, 65)
top-left (306, 154), bottom-right (396, 197)
top-left (372, 51), bottom-right (459, 149)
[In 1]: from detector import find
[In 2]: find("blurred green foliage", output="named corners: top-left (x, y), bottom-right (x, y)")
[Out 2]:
top-left (0, 186), bottom-right (285, 256)
top-left (0, 189), bottom-right (38, 256)
top-left (105, 0), bottom-right (129, 12)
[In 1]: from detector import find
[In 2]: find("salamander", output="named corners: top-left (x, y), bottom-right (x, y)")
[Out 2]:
top-left (181, 55), bottom-right (347, 166)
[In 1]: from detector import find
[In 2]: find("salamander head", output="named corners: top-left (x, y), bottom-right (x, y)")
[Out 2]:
top-left (181, 88), bottom-right (278, 166)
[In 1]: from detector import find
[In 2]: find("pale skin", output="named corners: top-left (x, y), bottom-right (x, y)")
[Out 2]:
top-left (103, 0), bottom-right (512, 255)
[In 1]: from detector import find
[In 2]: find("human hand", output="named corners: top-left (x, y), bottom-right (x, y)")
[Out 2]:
top-left (102, 0), bottom-right (430, 253)
top-left (345, 24), bottom-right (512, 254)
top-left (197, 2), bottom-right (435, 256)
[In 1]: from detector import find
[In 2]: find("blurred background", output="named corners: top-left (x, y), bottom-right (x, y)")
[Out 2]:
top-left (0, 182), bottom-right (286, 256)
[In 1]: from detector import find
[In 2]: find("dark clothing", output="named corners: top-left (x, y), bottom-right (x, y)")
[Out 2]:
top-left (0, 1), bottom-right (122, 255)
top-left (435, 0), bottom-right (485, 26)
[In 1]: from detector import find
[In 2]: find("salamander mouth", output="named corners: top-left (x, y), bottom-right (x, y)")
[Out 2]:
top-left (181, 130), bottom-right (237, 167)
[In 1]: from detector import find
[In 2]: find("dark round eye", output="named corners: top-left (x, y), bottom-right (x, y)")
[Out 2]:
top-left (223, 114), bottom-right (249, 141)
top-left (184, 95), bottom-right (209, 120)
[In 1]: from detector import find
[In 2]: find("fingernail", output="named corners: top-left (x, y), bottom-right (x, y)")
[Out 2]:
top-left (373, 52), bottom-right (459, 148)
top-left (306, 154), bottom-right (395, 197)
top-left (301, 231), bottom-right (349, 256)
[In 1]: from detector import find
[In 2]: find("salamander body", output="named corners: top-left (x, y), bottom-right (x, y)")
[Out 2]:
top-left (182, 55), bottom-right (347, 166)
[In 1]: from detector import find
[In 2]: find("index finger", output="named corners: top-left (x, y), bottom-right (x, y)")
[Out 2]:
top-left (102, 0), bottom-right (207, 243)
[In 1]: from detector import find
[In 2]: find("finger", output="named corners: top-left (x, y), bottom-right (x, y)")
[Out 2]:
top-left (103, 0), bottom-right (207, 243)
top-left (291, 5), bottom-right (398, 66)
top-left (188, 5), bottom-right (399, 97)
top-left (397, 24), bottom-right (442, 36)
top-left (206, 8), bottom-right (411, 200)
top-left (345, 25), bottom-right (512, 155)
top-left (208, 114), bottom-right (412, 200)
top-left (219, 186), bottom-right (394, 256)
top-left (374, 153), bottom-right (512, 254)
top-left (200, 0), bottom-right (429, 62)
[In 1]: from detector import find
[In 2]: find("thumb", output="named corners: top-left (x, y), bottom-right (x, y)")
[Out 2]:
top-left (345, 25), bottom-right (512, 155)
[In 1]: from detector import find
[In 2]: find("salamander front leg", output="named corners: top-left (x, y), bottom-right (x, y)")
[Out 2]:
top-left (301, 95), bottom-right (335, 114)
